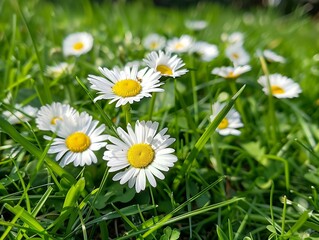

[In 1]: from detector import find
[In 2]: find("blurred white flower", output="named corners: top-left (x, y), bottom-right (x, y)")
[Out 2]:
top-left (190, 41), bottom-right (219, 62)
top-left (225, 44), bottom-right (250, 66)
top-left (166, 35), bottom-right (194, 53)
top-left (210, 102), bottom-right (243, 136)
top-left (142, 33), bottom-right (166, 50)
top-left (2, 104), bottom-right (38, 125)
top-left (221, 32), bottom-right (244, 46)
top-left (258, 73), bottom-right (302, 98)
top-left (143, 50), bottom-right (188, 78)
top-left (36, 102), bottom-right (78, 132)
top-left (185, 20), bottom-right (208, 31)
top-left (63, 32), bottom-right (93, 57)
top-left (211, 65), bottom-right (251, 79)
top-left (45, 62), bottom-right (74, 78)
top-left (263, 49), bottom-right (286, 63)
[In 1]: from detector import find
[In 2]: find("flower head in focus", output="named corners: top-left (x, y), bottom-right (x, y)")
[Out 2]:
top-left (45, 112), bottom-right (108, 167)
top-left (258, 73), bottom-right (302, 98)
top-left (210, 102), bottom-right (243, 136)
top-left (143, 50), bottom-right (188, 78)
top-left (103, 120), bottom-right (177, 193)
top-left (87, 65), bottom-right (163, 107)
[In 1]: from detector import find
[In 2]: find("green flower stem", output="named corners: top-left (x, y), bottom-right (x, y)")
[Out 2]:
top-left (281, 195), bottom-right (287, 236)
top-left (190, 55), bottom-right (199, 123)
top-left (229, 80), bottom-right (247, 126)
top-left (173, 85), bottom-right (246, 191)
top-left (122, 103), bottom-right (132, 125)
top-left (259, 55), bottom-right (278, 145)
top-left (148, 92), bottom-right (157, 120)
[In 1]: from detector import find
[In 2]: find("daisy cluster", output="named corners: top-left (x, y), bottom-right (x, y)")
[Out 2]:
top-left (5, 19), bottom-right (303, 194)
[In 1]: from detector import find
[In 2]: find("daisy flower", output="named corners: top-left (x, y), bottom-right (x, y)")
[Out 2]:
top-left (87, 65), bottom-right (163, 107)
top-left (45, 62), bottom-right (74, 78)
top-left (36, 102), bottom-right (78, 132)
top-left (185, 20), bottom-right (208, 31)
top-left (221, 32), bottom-right (244, 46)
top-left (46, 112), bottom-right (108, 167)
top-left (142, 33), bottom-right (166, 51)
top-left (225, 44), bottom-right (250, 66)
top-left (210, 102), bottom-right (243, 136)
top-left (190, 41), bottom-right (219, 62)
top-left (63, 32), bottom-right (93, 57)
top-left (2, 104), bottom-right (38, 125)
top-left (211, 65), bottom-right (251, 79)
top-left (143, 50), bottom-right (188, 78)
top-left (166, 35), bottom-right (194, 53)
top-left (263, 49), bottom-right (286, 63)
top-left (257, 73), bottom-right (302, 99)
top-left (103, 120), bottom-right (177, 193)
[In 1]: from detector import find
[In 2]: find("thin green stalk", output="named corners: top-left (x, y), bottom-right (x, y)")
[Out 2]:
top-left (149, 186), bottom-right (157, 216)
top-left (173, 85), bottom-right (246, 190)
top-left (186, 178), bottom-right (192, 239)
top-left (228, 81), bottom-right (247, 126)
top-left (259, 55), bottom-right (278, 145)
top-left (148, 92), bottom-right (157, 120)
top-left (122, 103), bottom-right (131, 125)
top-left (190, 56), bottom-right (198, 123)
top-left (11, 0), bottom-right (52, 104)
top-left (281, 195), bottom-right (287, 236)
top-left (3, 14), bottom-right (16, 94)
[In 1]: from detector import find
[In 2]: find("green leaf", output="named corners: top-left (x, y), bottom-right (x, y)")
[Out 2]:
top-left (0, 116), bottom-right (76, 187)
top-left (282, 211), bottom-right (310, 239)
top-left (160, 226), bottom-right (180, 240)
top-left (4, 204), bottom-right (49, 237)
top-left (173, 85), bottom-right (246, 190)
top-left (217, 225), bottom-right (229, 240)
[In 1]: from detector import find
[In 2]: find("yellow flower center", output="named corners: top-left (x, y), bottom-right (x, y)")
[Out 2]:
top-left (271, 85), bottom-right (285, 95)
top-left (156, 65), bottom-right (173, 76)
top-left (175, 42), bottom-right (184, 50)
top-left (226, 72), bottom-right (238, 79)
top-left (66, 132), bottom-right (91, 153)
top-left (150, 42), bottom-right (159, 49)
top-left (73, 42), bottom-right (84, 50)
top-left (127, 143), bottom-right (155, 168)
top-left (112, 79), bottom-right (142, 97)
top-left (232, 53), bottom-right (239, 59)
top-left (218, 118), bottom-right (229, 129)
top-left (50, 116), bottom-right (62, 125)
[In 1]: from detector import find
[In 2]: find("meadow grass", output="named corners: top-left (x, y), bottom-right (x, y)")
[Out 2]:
top-left (1, 0), bottom-right (319, 239)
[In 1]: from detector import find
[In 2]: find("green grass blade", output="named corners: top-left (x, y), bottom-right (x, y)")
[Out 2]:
top-left (4, 204), bottom-right (50, 238)
top-left (282, 211), bottom-right (310, 239)
top-left (75, 76), bottom-right (118, 136)
top-left (173, 85), bottom-right (246, 190)
top-left (0, 116), bottom-right (76, 186)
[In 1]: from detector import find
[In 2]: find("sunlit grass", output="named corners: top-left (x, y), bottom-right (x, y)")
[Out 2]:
top-left (1, 0), bottom-right (319, 239)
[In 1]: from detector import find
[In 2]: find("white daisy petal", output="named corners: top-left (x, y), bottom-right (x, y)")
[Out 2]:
top-left (44, 111), bottom-right (108, 167)
top-left (104, 120), bottom-right (177, 193)
top-left (87, 65), bottom-right (163, 107)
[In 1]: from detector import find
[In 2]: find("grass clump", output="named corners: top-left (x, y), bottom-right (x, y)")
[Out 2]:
top-left (1, 0), bottom-right (319, 239)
